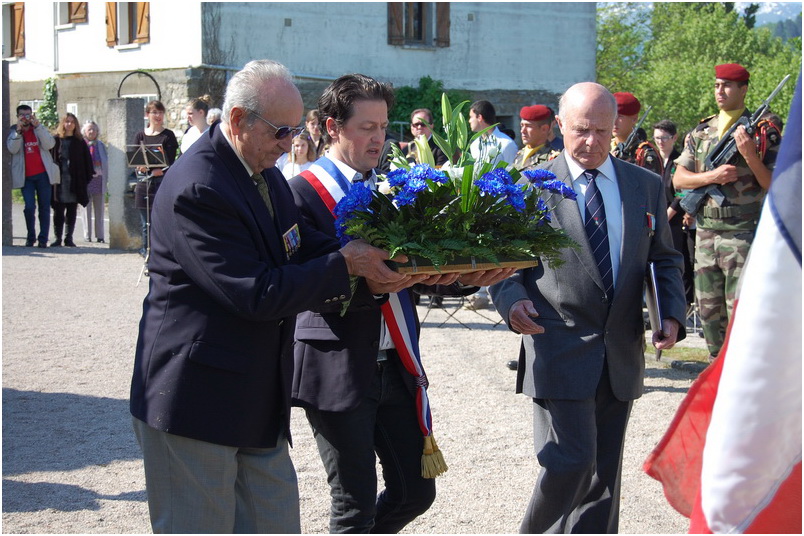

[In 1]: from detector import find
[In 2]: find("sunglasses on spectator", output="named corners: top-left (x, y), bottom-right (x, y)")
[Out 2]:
top-left (653, 135), bottom-right (673, 142)
top-left (411, 122), bottom-right (428, 128)
top-left (249, 111), bottom-right (304, 139)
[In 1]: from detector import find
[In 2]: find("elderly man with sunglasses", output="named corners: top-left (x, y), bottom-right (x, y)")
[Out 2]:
top-left (130, 60), bottom-right (408, 534)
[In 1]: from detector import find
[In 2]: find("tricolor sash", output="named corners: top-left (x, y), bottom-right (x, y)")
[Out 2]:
top-left (300, 157), bottom-right (447, 477)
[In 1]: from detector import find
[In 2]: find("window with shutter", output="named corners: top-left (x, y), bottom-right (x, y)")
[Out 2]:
top-left (13, 2), bottom-right (25, 57)
top-left (106, 3), bottom-right (118, 46)
top-left (387, 2), bottom-right (449, 48)
top-left (69, 3), bottom-right (88, 23)
top-left (388, 3), bottom-right (404, 45)
top-left (434, 3), bottom-right (450, 47)
top-left (134, 2), bottom-right (150, 44)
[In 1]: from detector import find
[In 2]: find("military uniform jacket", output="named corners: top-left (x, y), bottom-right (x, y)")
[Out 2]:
top-left (513, 144), bottom-right (559, 172)
top-left (675, 110), bottom-right (781, 231)
top-left (612, 130), bottom-right (664, 176)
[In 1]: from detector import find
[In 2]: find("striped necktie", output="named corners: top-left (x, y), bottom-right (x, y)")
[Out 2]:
top-left (253, 173), bottom-right (275, 220)
top-left (583, 169), bottom-right (614, 299)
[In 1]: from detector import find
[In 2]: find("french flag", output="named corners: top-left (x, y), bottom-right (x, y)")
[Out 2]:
top-left (644, 75), bottom-right (802, 534)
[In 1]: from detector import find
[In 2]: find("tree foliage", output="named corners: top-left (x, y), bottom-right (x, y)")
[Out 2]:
top-left (390, 76), bottom-right (471, 140)
top-left (597, 3), bottom-right (801, 137)
top-left (38, 78), bottom-right (59, 129)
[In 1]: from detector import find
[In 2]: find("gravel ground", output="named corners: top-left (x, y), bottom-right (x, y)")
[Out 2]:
top-left (2, 202), bottom-right (705, 533)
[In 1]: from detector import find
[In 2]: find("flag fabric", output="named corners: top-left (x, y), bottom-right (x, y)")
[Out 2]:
top-left (644, 75), bottom-right (802, 534)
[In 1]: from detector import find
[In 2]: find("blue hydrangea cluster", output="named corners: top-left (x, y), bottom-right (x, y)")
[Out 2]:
top-left (388, 164), bottom-right (448, 207)
top-left (475, 168), bottom-right (526, 212)
top-left (333, 182), bottom-right (374, 244)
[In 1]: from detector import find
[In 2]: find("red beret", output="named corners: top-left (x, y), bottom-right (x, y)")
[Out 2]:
top-left (613, 92), bottom-right (641, 116)
top-left (715, 63), bottom-right (750, 82)
top-left (520, 105), bottom-right (552, 122)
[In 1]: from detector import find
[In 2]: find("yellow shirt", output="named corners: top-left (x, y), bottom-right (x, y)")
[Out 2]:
top-left (521, 143), bottom-right (545, 163)
top-left (716, 107), bottom-right (746, 140)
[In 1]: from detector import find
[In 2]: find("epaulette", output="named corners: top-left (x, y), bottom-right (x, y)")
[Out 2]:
top-left (699, 114), bottom-right (717, 124)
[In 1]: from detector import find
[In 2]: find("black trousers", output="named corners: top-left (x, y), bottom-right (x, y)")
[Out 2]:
top-left (521, 362), bottom-right (633, 534)
top-left (304, 357), bottom-right (436, 533)
top-left (52, 201), bottom-right (78, 238)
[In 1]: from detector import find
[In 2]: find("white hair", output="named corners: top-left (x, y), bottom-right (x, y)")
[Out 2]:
top-left (81, 119), bottom-right (100, 136)
top-left (222, 60), bottom-right (294, 125)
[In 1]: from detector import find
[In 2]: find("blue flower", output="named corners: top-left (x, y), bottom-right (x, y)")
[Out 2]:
top-left (475, 168), bottom-right (513, 196)
top-left (504, 184), bottom-right (526, 212)
top-left (334, 182), bottom-right (374, 244)
top-left (387, 168), bottom-right (409, 188)
top-left (541, 179), bottom-right (577, 200)
top-left (522, 169), bottom-right (556, 187)
top-left (410, 164), bottom-right (448, 184)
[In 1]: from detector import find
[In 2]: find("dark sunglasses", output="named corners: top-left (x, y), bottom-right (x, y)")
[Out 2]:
top-left (249, 111), bottom-right (303, 140)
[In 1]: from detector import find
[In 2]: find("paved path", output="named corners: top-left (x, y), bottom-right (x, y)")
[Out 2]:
top-left (2, 202), bottom-right (702, 533)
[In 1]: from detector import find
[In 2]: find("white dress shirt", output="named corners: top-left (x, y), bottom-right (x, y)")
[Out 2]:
top-left (565, 152), bottom-right (623, 288)
top-left (469, 127), bottom-right (518, 168)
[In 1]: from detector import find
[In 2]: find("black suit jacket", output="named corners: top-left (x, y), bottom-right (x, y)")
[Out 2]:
top-left (287, 173), bottom-right (414, 411)
top-left (130, 123), bottom-right (351, 448)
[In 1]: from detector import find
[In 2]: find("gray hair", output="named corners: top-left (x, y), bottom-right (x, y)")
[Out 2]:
top-left (206, 107), bottom-right (222, 125)
top-left (558, 82), bottom-right (617, 121)
top-left (81, 120), bottom-right (100, 136)
top-left (222, 60), bottom-right (294, 125)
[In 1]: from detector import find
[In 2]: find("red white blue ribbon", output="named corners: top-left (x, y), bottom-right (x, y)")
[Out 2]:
top-left (300, 158), bottom-right (434, 437)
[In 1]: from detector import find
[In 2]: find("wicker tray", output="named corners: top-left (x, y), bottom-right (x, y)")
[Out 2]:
top-left (392, 256), bottom-right (538, 275)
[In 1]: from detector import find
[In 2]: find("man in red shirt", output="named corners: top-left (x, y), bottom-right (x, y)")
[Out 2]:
top-left (7, 105), bottom-right (57, 247)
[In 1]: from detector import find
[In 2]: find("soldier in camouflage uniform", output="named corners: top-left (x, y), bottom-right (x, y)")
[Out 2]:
top-left (512, 105), bottom-right (560, 172)
top-left (673, 63), bottom-right (782, 361)
top-left (611, 92), bottom-right (664, 176)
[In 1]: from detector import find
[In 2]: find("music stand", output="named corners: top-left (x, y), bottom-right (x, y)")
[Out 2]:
top-left (127, 144), bottom-right (167, 285)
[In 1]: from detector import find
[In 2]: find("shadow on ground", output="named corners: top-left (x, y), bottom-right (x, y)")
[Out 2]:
top-left (2, 388), bottom-right (141, 476)
top-left (2, 479), bottom-right (145, 513)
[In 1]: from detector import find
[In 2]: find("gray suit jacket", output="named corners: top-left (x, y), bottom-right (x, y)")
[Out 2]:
top-left (490, 154), bottom-right (686, 401)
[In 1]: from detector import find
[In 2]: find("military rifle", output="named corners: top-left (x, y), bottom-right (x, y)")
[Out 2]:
top-left (680, 74), bottom-right (791, 216)
top-left (613, 105), bottom-right (652, 159)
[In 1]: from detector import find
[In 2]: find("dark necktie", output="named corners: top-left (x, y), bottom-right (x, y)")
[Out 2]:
top-left (253, 173), bottom-right (275, 220)
top-left (583, 169), bottom-right (614, 299)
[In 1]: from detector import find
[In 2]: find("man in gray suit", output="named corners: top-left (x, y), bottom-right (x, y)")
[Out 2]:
top-left (490, 82), bottom-right (686, 533)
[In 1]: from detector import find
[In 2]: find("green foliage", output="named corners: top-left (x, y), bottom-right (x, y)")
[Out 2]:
top-left (38, 78), bottom-right (59, 129)
top-left (390, 76), bottom-right (471, 137)
top-left (597, 3), bottom-right (801, 136)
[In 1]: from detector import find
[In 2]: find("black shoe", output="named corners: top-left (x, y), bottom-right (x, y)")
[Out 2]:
top-left (64, 238), bottom-right (77, 247)
top-left (50, 239), bottom-right (62, 247)
top-left (85, 237), bottom-right (92, 242)
top-left (37, 241), bottom-right (47, 248)
top-left (430, 296), bottom-right (443, 308)
top-left (506, 360), bottom-right (518, 371)
top-left (24, 239), bottom-right (35, 247)
top-left (97, 238), bottom-right (105, 243)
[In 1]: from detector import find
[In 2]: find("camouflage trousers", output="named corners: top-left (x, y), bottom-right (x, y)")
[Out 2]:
top-left (694, 228), bottom-right (755, 357)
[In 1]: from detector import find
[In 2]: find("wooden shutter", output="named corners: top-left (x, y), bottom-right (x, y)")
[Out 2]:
top-left (69, 2), bottom-right (88, 23)
top-left (388, 3), bottom-right (403, 45)
top-left (105, 3), bottom-right (118, 46)
top-left (435, 2), bottom-right (450, 47)
top-left (12, 3), bottom-right (25, 57)
top-left (134, 3), bottom-right (150, 44)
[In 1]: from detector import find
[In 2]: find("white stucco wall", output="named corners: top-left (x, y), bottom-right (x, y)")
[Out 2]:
top-left (214, 2), bottom-right (596, 92)
top-left (7, 2), bottom-right (203, 81)
top-left (7, 1), bottom-right (595, 94)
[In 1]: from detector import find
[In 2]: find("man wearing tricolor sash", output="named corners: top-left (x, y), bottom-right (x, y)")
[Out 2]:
top-left (288, 74), bottom-right (513, 533)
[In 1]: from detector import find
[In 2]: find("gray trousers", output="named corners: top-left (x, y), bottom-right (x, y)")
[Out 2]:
top-left (133, 418), bottom-right (300, 534)
top-left (521, 363), bottom-right (633, 534)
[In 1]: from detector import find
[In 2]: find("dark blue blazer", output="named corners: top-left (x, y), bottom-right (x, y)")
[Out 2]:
top-left (130, 123), bottom-right (351, 448)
